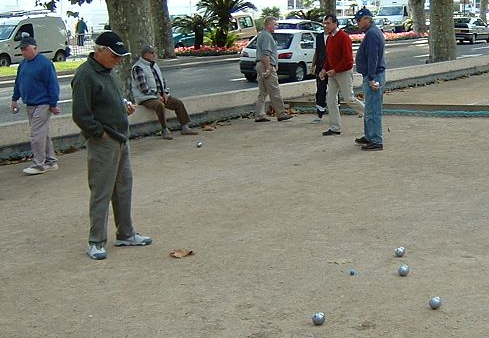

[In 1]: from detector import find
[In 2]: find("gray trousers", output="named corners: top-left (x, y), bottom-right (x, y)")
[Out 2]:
top-left (86, 135), bottom-right (135, 245)
top-left (327, 70), bottom-right (365, 132)
top-left (255, 62), bottom-right (286, 118)
top-left (26, 105), bottom-right (56, 167)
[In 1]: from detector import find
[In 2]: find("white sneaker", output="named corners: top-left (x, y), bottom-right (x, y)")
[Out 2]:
top-left (86, 244), bottom-right (107, 260)
top-left (23, 166), bottom-right (46, 175)
top-left (115, 233), bottom-right (152, 246)
top-left (310, 117), bottom-right (323, 124)
top-left (43, 162), bottom-right (59, 171)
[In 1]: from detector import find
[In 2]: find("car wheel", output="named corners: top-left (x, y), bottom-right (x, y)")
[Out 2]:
top-left (53, 50), bottom-right (66, 62)
top-left (0, 54), bottom-right (11, 67)
top-left (470, 34), bottom-right (476, 44)
top-left (245, 73), bottom-right (257, 82)
top-left (175, 42), bottom-right (184, 48)
top-left (291, 63), bottom-right (306, 82)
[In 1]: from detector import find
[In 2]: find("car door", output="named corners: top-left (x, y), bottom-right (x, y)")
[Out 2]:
top-left (299, 32), bottom-right (316, 73)
top-left (475, 18), bottom-right (489, 39)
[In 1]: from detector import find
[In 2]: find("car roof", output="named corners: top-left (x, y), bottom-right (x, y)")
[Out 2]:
top-left (277, 19), bottom-right (318, 24)
top-left (271, 29), bottom-right (317, 34)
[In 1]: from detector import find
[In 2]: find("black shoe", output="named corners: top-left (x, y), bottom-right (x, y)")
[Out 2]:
top-left (361, 143), bottom-right (383, 151)
top-left (355, 136), bottom-right (369, 145)
top-left (322, 129), bottom-right (341, 136)
top-left (277, 114), bottom-right (293, 121)
top-left (255, 117), bottom-right (271, 122)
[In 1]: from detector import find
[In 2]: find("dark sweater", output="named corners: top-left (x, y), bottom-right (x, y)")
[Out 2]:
top-left (355, 23), bottom-right (386, 80)
top-left (323, 29), bottom-right (353, 73)
top-left (12, 53), bottom-right (59, 107)
top-left (71, 53), bottom-right (129, 143)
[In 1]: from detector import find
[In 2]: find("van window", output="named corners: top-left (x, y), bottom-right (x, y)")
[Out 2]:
top-left (0, 24), bottom-right (16, 40)
top-left (16, 23), bottom-right (34, 40)
top-left (238, 16), bottom-right (253, 29)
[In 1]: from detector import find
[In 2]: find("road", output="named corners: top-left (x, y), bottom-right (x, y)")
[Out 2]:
top-left (1, 38), bottom-right (489, 123)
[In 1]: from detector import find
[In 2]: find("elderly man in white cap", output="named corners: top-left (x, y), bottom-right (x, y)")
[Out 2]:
top-left (72, 31), bottom-right (152, 260)
top-left (131, 45), bottom-right (198, 140)
top-left (11, 34), bottom-right (61, 175)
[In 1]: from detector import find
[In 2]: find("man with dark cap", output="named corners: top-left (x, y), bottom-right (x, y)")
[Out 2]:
top-left (72, 31), bottom-right (152, 260)
top-left (131, 45), bottom-right (198, 140)
top-left (354, 8), bottom-right (386, 151)
top-left (11, 34), bottom-right (61, 175)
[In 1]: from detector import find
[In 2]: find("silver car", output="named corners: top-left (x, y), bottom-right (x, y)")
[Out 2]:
top-left (454, 17), bottom-right (489, 44)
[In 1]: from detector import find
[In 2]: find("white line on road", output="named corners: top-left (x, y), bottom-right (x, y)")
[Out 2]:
top-left (458, 54), bottom-right (483, 58)
top-left (472, 46), bottom-right (489, 50)
top-left (230, 78), bottom-right (247, 82)
top-left (414, 54), bottom-right (429, 58)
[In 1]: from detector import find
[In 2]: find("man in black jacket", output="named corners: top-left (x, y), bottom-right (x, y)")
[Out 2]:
top-left (310, 16), bottom-right (328, 124)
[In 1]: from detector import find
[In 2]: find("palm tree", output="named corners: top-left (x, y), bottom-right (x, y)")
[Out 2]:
top-left (286, 8), bottom-right (322, 22)
top-left (173, 13), bottom-right (214, 49)
top-left (197, 0), bottom-right (257, 47)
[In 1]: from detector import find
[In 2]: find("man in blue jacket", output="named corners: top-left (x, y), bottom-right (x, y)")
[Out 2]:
top-left (354, 8), bottom-right (386, 151)
top-left (11, 35), bottom-right (61, 175)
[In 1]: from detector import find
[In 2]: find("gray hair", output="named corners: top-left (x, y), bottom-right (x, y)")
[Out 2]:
top-left (264, 16), bottom-right (277, 27)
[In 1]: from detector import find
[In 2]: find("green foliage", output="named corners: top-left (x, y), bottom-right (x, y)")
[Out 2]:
top-left (197, 0), bottom-right (257, 47)
top-left (260, 6), bottom-right (281, 19)
top-left (255, 18), bottom-right (264, 31)
top-left (286, 8), bottom-right (322, 22)
top-left (204, 28), bottom-right (238, 47)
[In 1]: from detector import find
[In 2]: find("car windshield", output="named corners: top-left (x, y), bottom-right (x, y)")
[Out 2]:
top-left (378, 6), bottom-right (404, 16)
top-left (246, 32), bottom-right (294, 50)
top-left (277, 23), bottom-right (298, 29)
top-left (337, 18), bottom-right (348, 25)
top-left (0, 24), bottom-right (15, 40)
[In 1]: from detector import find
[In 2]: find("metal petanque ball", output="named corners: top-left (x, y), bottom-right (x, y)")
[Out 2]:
top-left (429, 296), bottom-right (442, 310)
top-left (398, 264), bottom-right (410, 276)
top-left (196, 141), bottom-right (203, 148)
top-left (312, 312), bottom-right (326, 326)
top-left (395, 246), bottom-right (406, 257)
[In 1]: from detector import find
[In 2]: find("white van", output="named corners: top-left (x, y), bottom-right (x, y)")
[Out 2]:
top-left (0, 10), bottom-right (69, 67)
top-left (230, 13), bottom-right (257, 40)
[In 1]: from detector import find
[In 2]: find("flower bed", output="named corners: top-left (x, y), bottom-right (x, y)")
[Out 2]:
top-left (176, 32), bottom-right (429, 56)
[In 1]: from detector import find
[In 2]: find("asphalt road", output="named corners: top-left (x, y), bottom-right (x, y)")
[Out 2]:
top-left (1, 38), bottom-right (488, 123)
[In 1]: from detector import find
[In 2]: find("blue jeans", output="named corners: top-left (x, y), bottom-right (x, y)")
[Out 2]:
top-left (362, 72), bottom-right (385, 145)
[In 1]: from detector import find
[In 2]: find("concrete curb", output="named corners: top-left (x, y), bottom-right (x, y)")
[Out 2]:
top-left (2, 54), bottom-right (489, 159)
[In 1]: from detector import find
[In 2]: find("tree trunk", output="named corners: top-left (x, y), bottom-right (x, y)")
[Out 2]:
top-left (409, 0), bottom-right (427, 33)
top-left (106, 0), bottom-right (155, 98)
top-left (150, 0), bottom-right (176, 59)
top-left (481, 0), bottom-right (488, 23)
top-left (428, 0), bottom-right (456, 63)
top-left (321, 0), bottom-right (336, 17)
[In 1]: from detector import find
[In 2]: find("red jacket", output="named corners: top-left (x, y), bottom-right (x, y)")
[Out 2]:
top-left (323, 29), bottom-right (353, 73)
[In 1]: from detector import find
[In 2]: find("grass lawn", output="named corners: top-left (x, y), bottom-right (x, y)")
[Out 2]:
top-left (0, 60), bottom-right (84, 77)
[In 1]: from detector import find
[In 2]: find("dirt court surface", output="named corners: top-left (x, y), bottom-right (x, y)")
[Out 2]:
top-left (2, 82), bottom-right (489, 337)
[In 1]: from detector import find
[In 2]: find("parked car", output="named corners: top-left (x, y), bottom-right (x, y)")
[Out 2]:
top-left (454, 17), bottom-right (489, 44)
top-left (172, 31), bottom-right (195, 48)
top-left (373, 17), bottom-right (395, 33)
top-left (337, 16), bottom-right (362, 34)
top-left (0, 10), bottom-right (69, 66)
top-left (276, 19), bottom-right (323, 33)
top-left (239, 29), bottom-right (317, 82)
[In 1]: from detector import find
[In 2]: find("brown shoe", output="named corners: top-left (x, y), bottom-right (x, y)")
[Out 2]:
top-left (277, 113), bottom-right (293, 121)
top-left (181, 129), bottom-right (199, 135)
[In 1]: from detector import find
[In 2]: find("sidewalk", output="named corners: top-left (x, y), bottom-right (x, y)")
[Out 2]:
top-left (1, 75), bottom-right (489, 337)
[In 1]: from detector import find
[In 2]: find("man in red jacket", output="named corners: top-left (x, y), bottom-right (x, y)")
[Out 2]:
top-left (319, 14), bottom-right (364, 136)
